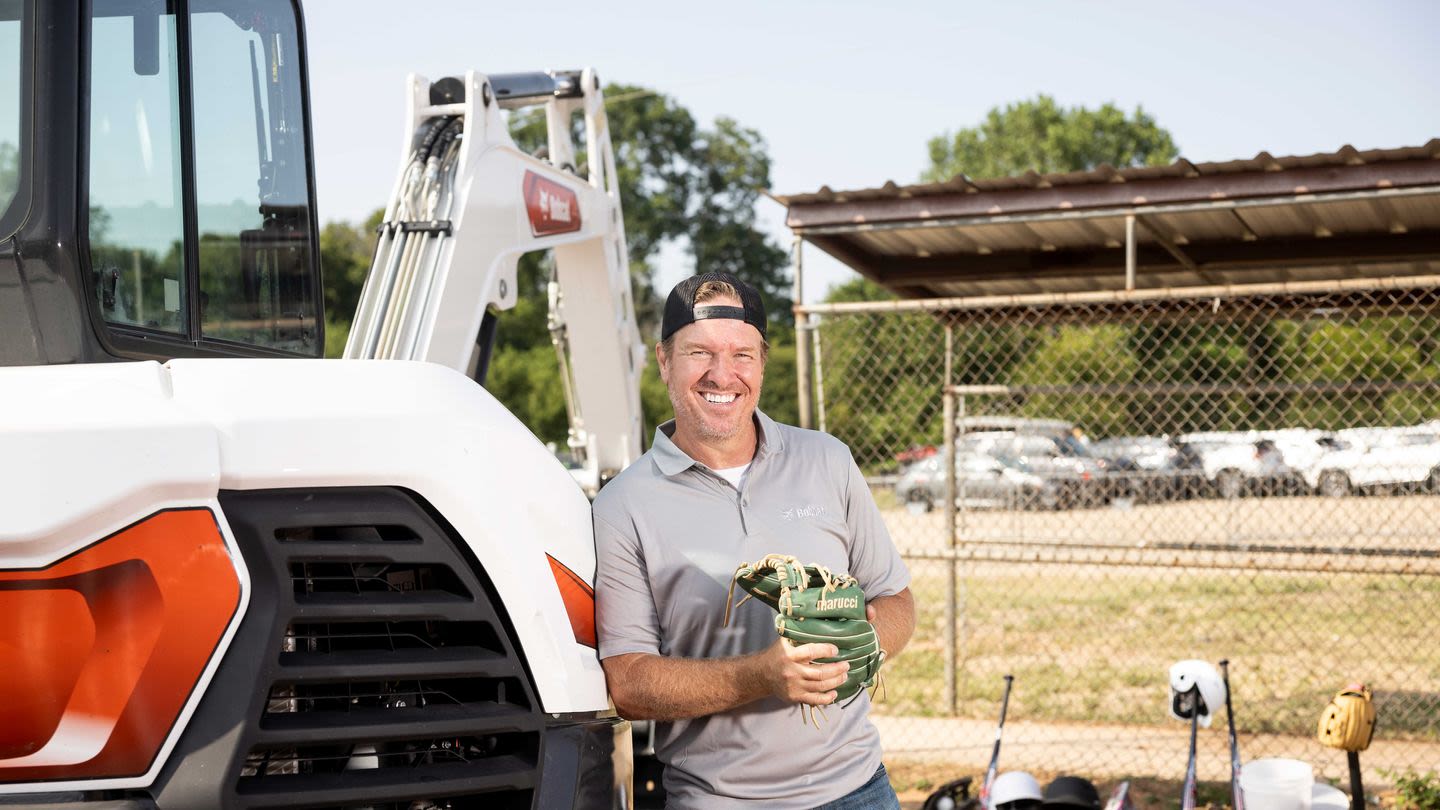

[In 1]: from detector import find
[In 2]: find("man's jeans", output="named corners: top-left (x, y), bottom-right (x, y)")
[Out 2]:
top-left (813, 764), bottom-right (901, 810)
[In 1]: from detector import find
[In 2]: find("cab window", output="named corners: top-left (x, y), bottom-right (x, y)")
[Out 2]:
top-left (191, 0), bottom-right (317, 353)
top-left (88, 0), bottom-right (187, 333)
top-left (86, 0), bottom-right (318, 355)
top-left (0, 0), bottom-right (24, 231)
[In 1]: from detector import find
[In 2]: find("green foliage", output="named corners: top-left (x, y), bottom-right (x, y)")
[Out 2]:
top-left (639, 353), bottom-right (672, 438)
top-left (758, 333), bottom-right (799, 427)
top-left (825, 276), bottom-right (895, 304)
top-left (817, 308), bottom-right (947, 472)
top-left (319, 209), bottom-right (382, 357)
top-left (496, 84), bottom-right (792, 444)
top-left (1012, 325), bottom-right (1137, 437)
top-left (824, 77), bottom-right (1434, 458)
top-left (510, 84), bottom-right (791, 335)
top-left (485, 345), bottom-right (570, 442)
top-left (814, 300), bottom-right (1440, 474)
top-left (513, 87), bottom-right (690, 333)
top-left (807, 96), bottom-right (1181, 468)
top-left (687, 116), bottom-right (790, 322)
top-left (0, 141), bottom-right (17, 202)
top-left (1384, 769), bottom-right (1440, 810)
top-left (88, 236), bottom-right (185, 332)
top-left (1125, 321), bottom-right (1257, 434)
top-left (1283, 316), bottom-right (1440, 429)
top-left (923, 94), bottom-right (1179, 182)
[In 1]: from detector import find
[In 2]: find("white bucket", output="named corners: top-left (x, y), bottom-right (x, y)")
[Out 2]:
top-left (1311, 783), bottom-right (1349, 810)
top-left (1239, 758), bottom-right (1314, 810)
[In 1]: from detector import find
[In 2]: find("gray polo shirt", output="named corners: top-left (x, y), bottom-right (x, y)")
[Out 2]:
top-left (593, 410), bottom-right (910, 809)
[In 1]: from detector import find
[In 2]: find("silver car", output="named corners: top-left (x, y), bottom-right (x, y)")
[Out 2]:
top-left (896, 451), bottom-right (1063, 512)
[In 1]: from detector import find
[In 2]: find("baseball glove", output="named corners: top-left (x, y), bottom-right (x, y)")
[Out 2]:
top-left (725, 553), bottom-right (885, 710)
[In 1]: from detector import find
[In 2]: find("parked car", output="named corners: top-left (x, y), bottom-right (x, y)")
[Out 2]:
top-left (1180, 434), bottom-right (1300, 498)
top-left (895, 451), bottom-right (1067, 512)
top-left (1303, 428), bottom-right (1440, 496)
top-left (962, 432), bottom-right (1111, 506)
top-left (1090, 436), bottom-right (1206, 502)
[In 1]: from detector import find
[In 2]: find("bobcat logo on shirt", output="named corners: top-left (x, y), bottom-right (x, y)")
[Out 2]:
top-left (780, 504), bottom-right (827, 521)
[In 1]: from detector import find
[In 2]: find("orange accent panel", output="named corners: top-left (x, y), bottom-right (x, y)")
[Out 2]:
top-left (0, 509), bottom-right (241, 782)
top-left (547, 554), bottom-right (596, 648)
top-left (0, 589), bottom-right (95, 758)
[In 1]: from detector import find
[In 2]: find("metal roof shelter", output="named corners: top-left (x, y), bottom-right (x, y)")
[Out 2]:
top-left (775, 141), bottom-right (1440, 299)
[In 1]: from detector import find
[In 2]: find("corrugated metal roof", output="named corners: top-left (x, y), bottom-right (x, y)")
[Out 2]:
top-left (776, 142), bottom-right (1440, 298)
top-left (775, 141), bottom-right (1440, 206)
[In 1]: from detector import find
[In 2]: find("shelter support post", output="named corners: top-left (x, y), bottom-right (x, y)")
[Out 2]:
top-left (1125, 213), bottom-right (1137, 290)
top-left (813, 320), bottom-right (828, 434)
top-left (792, 237), bottom-right (813, 429)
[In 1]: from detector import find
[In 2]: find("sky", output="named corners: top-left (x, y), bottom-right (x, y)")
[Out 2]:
top-left (302, 0), bottom-right (1440, 303)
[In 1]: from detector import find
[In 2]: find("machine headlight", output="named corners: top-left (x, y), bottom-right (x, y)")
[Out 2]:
top-left (0, 510), bottom-right (240, 783)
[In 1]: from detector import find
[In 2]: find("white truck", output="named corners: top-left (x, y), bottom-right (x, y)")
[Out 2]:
top-left (1177, 430), bottom-right (1326, 498)
top-left (1, 1), bottom-right (641, 807)
top-left (1303, 426), bottom-right (1440, 496)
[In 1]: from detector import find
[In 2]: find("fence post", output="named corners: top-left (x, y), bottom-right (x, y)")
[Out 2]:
top-left (813, 320), bottom-right (828, 435)
top-left (942, 322), bottom-right (958, 715)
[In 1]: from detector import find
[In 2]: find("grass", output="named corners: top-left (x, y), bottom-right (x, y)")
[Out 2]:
top-left (878, 564), bottom-right (1440, 739)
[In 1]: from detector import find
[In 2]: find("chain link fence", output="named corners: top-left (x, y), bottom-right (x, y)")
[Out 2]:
top-left (798, 279), bottom-right (1440, 789)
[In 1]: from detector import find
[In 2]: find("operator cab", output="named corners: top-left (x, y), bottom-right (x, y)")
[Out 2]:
top-left (0, 0), bottom-right (321, 366)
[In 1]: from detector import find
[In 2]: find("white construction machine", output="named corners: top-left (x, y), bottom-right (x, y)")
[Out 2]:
top-left (1, 1), bottom-right (643, 807)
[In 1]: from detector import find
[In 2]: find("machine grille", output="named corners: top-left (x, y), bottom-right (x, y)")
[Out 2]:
top-left (218, 488), bottom-right (541, 810)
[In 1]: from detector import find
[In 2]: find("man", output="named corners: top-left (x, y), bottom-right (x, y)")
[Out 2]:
top-left (593, 271), bottom-right (915, 809)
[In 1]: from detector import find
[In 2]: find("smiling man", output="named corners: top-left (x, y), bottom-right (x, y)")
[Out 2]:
top-left (593, 272), bottom-right (915, 809)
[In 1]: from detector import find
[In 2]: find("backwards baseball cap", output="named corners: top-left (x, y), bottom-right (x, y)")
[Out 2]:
top-left (661, 272), bottom-right (767, 341)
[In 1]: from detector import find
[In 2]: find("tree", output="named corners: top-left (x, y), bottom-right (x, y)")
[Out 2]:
top-left (510, 85), bottom-right (791, 335)
top-left (922, 95), bottom-right (1179, 182)
top-left (687, 117), bottom-right (791, 322)
top-left (825, 277), bottom-right (894, 304)
top-left (319, 208), bottom-right (383, 357)
top-left (498, 85), bottom-right (793, 444)
top-left (813, 99), bottom-right (1181, 466)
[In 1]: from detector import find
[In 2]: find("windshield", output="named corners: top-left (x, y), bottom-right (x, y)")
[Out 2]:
top-left (0, 0), bottom-right (24, 230)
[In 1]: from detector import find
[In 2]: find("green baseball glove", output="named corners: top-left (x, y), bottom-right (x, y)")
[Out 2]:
top-left (725, 553), bottom-right (885, 707)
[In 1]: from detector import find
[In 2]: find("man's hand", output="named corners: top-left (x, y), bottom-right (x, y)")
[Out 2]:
top-left (761, 638), bottom-right (850, 706)
top-left (603, 639), bottom-right (850, 721)
top-left (867, 588), bottom-right (915, 659)
top-left (603, 587), bottom-right (912, 722)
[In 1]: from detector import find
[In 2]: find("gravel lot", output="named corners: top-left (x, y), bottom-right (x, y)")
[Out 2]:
top-left (878, 492), bottom-right (1440, 574)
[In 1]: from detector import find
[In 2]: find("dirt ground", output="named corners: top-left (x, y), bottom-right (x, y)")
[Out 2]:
top-left (873, 715), bottom-right (1439, 796)
top-left (864, 490), bottom-right (1440, 801)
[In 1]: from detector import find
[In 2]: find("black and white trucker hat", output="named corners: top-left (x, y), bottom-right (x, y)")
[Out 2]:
top-left (660, 272), bottom-right (768, 341)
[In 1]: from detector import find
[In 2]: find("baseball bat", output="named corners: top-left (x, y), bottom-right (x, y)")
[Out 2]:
top-left (980, 674), bottom-right (1015, 810)
top-left (1181, 687), bottom-right (1199, 810)
top-left (1220, 659), bottom-right (1244, 810)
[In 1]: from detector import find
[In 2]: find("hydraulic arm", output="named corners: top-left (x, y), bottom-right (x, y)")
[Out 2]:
top-left (346, 68), bottom-right (646, 492)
